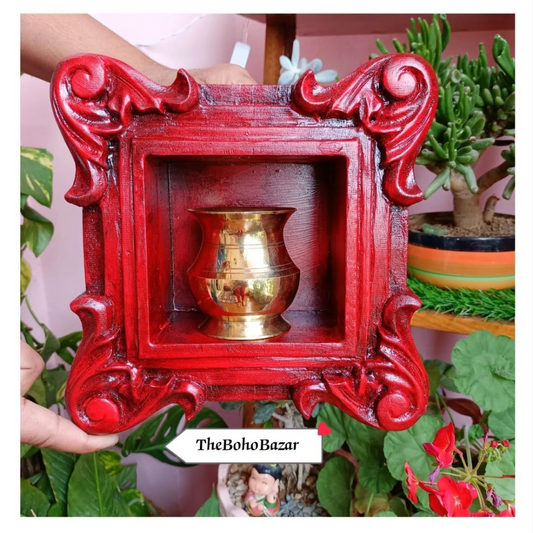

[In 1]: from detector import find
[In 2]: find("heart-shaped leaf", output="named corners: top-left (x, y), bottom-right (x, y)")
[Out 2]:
top-left (384, 415), bottom-right (443, 481)
top-left (20, 204), bottom-right (54, 257)
top-left (20, 147), bottom-right (53, 207)
top-left (489, 407), bottom-right (515, 440)
top-left (317, 456), bottom-right (354, 517)
top-left (452, 331), bottom-right (514, 412)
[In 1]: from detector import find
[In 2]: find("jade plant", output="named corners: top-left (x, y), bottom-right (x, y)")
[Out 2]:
top-left (374, 14), bottom-right (515, 231)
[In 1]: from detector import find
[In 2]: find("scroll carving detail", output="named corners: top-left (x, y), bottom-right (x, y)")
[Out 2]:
top-left (293, 292), bottom-right (428, 431)
top-left (51, 54), bottom-right (199, 206)
top-left (65, 295), bottom-right (205, 434)
top-left (292, 53), bottom-right (438, 206)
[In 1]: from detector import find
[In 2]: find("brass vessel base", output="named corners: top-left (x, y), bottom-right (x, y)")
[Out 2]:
top-left (198, 314), bottom-right (291, 340)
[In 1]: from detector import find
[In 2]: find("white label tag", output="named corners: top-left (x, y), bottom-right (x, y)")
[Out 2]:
top-left (166, 428), bottom-right (323, 464)
top-left (230, 41), bottom-right (251, 68)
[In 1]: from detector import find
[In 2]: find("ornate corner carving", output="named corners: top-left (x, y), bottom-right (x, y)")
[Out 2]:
top-left (293, 292), bottom-right (428, 431)
top-left (292, 53), bottom-right (438, 206)
top-left (51, 54), bottom-right (199, 207)
top-left (65, 295), bottom-right (205, 434)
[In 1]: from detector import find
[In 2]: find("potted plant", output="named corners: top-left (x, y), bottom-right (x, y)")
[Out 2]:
top-left (375, 15), bottom-right (515, 290)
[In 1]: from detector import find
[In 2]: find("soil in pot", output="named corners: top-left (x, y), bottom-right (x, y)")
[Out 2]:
top-left (226, 463), bottom-right (328, 517)
top-left (409, 212), bottom-right (515, 238)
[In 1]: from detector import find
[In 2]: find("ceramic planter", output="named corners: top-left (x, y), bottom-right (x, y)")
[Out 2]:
top-left (217, 464), bottom-right (249, 517)
top-left (408, 212), bottom-right (515, 290)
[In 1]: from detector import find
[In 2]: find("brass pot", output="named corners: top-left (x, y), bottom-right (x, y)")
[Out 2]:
top-left (187, 207), bottom-right (300, 340)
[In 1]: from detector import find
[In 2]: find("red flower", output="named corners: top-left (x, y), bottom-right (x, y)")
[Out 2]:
top-left (473, 509), bottom-right (496, 517)
top-left (502, 440), bottom-right (511, 447)
top-left (404, 462), bottom-right (419, 504)
top-left (423, 422), bottom-right (455, 468)
top-left (498, 506), bottom-right (515, 517)
top-left (420, 476), bottom-right (477, 517)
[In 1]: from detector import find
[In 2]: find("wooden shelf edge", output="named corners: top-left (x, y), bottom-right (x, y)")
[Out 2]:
top-left (411, 310), bottom-right (514, 338)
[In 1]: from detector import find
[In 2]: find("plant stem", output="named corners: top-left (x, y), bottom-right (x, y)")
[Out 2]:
top-left (464, 426), bottom-right (473, 471)
top-left (23, 295), bottom-right (45, 329)
top-left (437, 394), bottom-right (456, 426)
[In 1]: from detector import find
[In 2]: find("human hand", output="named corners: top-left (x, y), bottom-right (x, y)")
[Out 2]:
top-left (187, 63), bottom-right (257, 85)
top-left (20, 341), bottom-right (119, 453)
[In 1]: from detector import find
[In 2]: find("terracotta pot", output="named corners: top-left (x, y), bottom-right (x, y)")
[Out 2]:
top-left (217, 464), bottom-right (249, 517)
top-left (408, 212), bottom-right (515, 290)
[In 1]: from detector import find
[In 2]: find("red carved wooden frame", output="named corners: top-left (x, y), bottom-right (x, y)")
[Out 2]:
top-left (51, 53), bottom-right (437, 435)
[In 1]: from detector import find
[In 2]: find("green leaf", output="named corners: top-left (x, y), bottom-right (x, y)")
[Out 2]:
top-left (99, 450), bottom-right (124, 476)
top-left (34, 471), bottom-right (55, 503)
top-left (469, 424), bottom-right (485, 443)
top-left (121, 488), bottom-right (155, 516)
top-left (42, 366), bottom-right (69, 406)
top-left (21, 257), bottom-right (32, 295)
top-left (26, 375), bottom-right (47, 407)
top-left (195, 485), bottom-right (221, 517)
top-left (186, 406), bottom-right (228, 430)
top-left (21, 443), bottom-right (39, 459)
top-left (21, 478), bottom-right (51, 517)
top-left (68, 453), bottom-right (133, 517)
top-left (374, 511), bottom-right (397, 517)
top-left (357, 455), bottom-right (397, 494)
top-left (489, 408), bottom-right (515, 440)
top-left (20, 204), bottom-right (54, 257)
top-left (20, 147), bottom-right (53, 207)
top-left (41, 448), bottom-right (79, 515)
top-left (492, 35), bottom-right (515, 80)
top-left (384, 415), bottom-right (443, 481)
top-left (121, 405), bottom-right (186, 466)
top-left (39, 326), bottom-right (61, 363)
top-left (116, 464), bottom-right (137, 490)
top-left (424, 361), bottom-right (441, 396)
top-left (423, 359), bottom-right (459, 392)
top-left (354, 484), bottom-right (390, 516)
top-left (316, 402), bottom-right (349, 452)
top-left (389, 495), bottom-right (410, 517)
top-left (452, 331), bottom-right (515, 412)
top-left (253, 401), bottom-right (277, 424)
top-left (55, 331), bottom-right (82, 364)
top-left (219, 401), bottom-right (245, 410)
top-left (485, 445), bottom-right (515, 500)
top-left (317, 457), bottom-right (354, 517)
top-left (346, 422), bottom-right (388, 463)
top-left (47, 503), bottom-right (64, 516)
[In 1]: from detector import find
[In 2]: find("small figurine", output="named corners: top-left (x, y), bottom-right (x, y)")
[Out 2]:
top-left (244, 463), bottom-right (282, 517)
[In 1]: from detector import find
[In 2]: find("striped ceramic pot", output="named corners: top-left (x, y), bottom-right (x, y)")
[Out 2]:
top-left (407, 213), bottom-right (515, 290)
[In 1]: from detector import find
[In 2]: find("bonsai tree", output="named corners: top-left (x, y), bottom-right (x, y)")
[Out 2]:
top-left (374, 14), bottom-right (515, 231)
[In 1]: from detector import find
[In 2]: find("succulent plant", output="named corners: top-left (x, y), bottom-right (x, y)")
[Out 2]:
top-left (374, 14), bottom-right (515, 230)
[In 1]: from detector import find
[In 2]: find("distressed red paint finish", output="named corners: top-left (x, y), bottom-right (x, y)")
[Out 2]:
top-left (51, 53), bottom-right (437, 434)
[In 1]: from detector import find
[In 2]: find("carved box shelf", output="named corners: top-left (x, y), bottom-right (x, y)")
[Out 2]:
top-left (51, 53), bottom-right (437, 434)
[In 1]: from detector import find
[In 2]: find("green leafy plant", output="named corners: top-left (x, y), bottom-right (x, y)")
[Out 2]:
top-left (374, 14), bottom-right (515, 230)
top-left (314, 330), bottom-right (515, 517)
top-left (20, 148), bottom-right (228, 517)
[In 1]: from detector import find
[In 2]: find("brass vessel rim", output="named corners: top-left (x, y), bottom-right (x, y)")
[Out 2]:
top-left (189, 207), bottom-right (296, 215)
